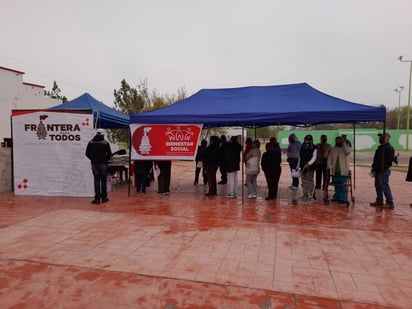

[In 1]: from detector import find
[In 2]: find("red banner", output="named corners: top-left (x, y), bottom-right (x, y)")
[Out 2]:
top-left (130, 124), bottom-right (203, 160)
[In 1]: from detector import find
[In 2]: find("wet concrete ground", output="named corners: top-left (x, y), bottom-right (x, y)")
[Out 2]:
top-left (0, 160), bottom-right (411, 308)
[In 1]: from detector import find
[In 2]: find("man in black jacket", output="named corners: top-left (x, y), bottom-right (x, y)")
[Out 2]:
top-left (223, 136), bottom-right (242, 197)
top-left (204, 136), bottom-right (223, 196)
top-left (370, 133), bottom-right (395, 209)
top-left (86, 129), bottom-right (112, 204)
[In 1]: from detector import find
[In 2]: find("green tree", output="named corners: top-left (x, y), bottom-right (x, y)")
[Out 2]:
top-left (113, 79), bottom-right (145, 114)
top-left (110, 79), bottom-right (187, 145)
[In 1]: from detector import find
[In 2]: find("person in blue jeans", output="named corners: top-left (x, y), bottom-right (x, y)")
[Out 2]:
top-left (370, 133), bottom-right (395, 209)
top-left (86, 129), bottom-right (112, 205)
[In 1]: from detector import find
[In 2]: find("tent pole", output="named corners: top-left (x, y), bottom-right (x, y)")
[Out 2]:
top-left (352, 122), bottom-right (356, 189)
top-left (94, 110), bottom-right (99, 128)
top-left (10, 114), bottom-right (14, 191)
top-left (128, 130), bottom-right (131, 197)
top-left (241, 127), bottom-right (245, 204)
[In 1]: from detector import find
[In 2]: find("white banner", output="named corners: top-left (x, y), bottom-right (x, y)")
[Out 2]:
top-left (12, 110), bottom-right (95, 197)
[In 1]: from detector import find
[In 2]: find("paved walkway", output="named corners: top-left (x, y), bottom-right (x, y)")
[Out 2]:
top-left (0, 161), bottom-right (411, 308)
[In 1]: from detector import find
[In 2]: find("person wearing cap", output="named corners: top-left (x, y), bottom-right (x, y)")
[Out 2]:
top-left (370, 132), bottom-right (395, 209)
top-left (327, 136), bottom-right (352, 203)
top-left (286, 133), bottom-right (302, 190)
top-left (86, 129), bottom-right (112, 204)
top-left (298, 134), bottom-right (318, 201)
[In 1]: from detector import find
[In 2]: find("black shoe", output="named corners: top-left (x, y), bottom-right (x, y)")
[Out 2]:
top-left (205, 192), bottom-right (217, 196)
top-left (218, 181), bottom-right (227, 185)
top-left (382, 203), bottom-right (394, 209)
top-left (265, 196), bottom-right (275, 200)
top-left (101, 198), bottom-right (109, 203)
top-left (91, 200), bottom-right (100, 205)
top-left (370, 201), bottom-right (383, 207)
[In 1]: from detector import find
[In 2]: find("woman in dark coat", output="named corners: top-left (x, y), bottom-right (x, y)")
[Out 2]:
top-left (155, 160), bottom-right (172, 195)
top-left (194, 139), bottom-right (208, 185)
top-left (261, 142), bottom-right (282, 201)
top-left (134, 160), bottom-right (153, 193)
top-left (204, 136), bottom-right (223, 196)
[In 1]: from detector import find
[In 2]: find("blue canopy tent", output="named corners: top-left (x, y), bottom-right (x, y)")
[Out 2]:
top-left (130, 83), bottom-right (387, 198)
top-left (50, 93), bottom-right (129, 129)
top-left (130, 83), bottom-right (386, 127)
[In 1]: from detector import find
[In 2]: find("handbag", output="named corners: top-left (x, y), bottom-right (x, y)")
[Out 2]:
top-left (291, 169), bottom-right (300, 177)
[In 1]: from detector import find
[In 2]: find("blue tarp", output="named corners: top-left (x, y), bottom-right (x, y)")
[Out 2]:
top-left (49, 93), bottom-right (129, 129)
top-left (130, 83), bottom-right (386, 127)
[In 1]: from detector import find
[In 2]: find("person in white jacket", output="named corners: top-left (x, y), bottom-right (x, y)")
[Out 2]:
top-left (327, 135), bottom-right (352, 202)
top-left (245, 140), bottom-right (261, 198)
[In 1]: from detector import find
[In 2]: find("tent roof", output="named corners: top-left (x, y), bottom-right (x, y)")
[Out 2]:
top-left (49, 93), bottom-right (129, 129)
top-left (130, 83), bottom-right (386, 127)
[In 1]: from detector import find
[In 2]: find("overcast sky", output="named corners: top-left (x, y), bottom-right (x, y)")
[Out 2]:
top-left (1, 0), bottom-right (411, 110)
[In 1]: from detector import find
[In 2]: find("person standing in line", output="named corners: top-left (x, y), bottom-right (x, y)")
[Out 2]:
top-left (261, 142), bottom-right (282, 201)
top-left (218, 135), bottom-right (228, 184)
top-left (204, 136), bottom-right (222, 196)
top-left (298, 134), bottom-right (317, 201)
top-left (155, 160), bottom-right (172, 195)
top-left (269, 136), bottom-right (282, 157)
top-left (242, 137), bottom-right (253, 186)
top-left (245, 140), bottom-right (261, 198)
top-left (370, 133), bottom-right (395, 209)
top-left (406, 156), bottom-right (412, 207)
top-left (194, 139), bottom-right (208, 185)
top-left (286, 133), bottom-right (301, 190)
top-left (134, 160), bottom-right (153, 193)
top-left (224, 136), bottom-right (242, 197)
top-left (341, 134), bottom-right (352, 147)
top-left (315, 134), bottom-right (332, 189)
top-left (85, 128), bottom-right (112, 205)
top-left (242, 137), bottom-right (253, 163)
top-left (327, 136), bottom-right (351, 203)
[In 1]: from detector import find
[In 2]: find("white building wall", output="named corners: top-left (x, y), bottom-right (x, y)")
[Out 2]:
top-left (0, 66), bottom-right (60, 141)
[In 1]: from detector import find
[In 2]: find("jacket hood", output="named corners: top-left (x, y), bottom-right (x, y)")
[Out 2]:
top-left (92, 134), bottom-right (104, 142)
top-left (289, 133), bottom-right (297, 142)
